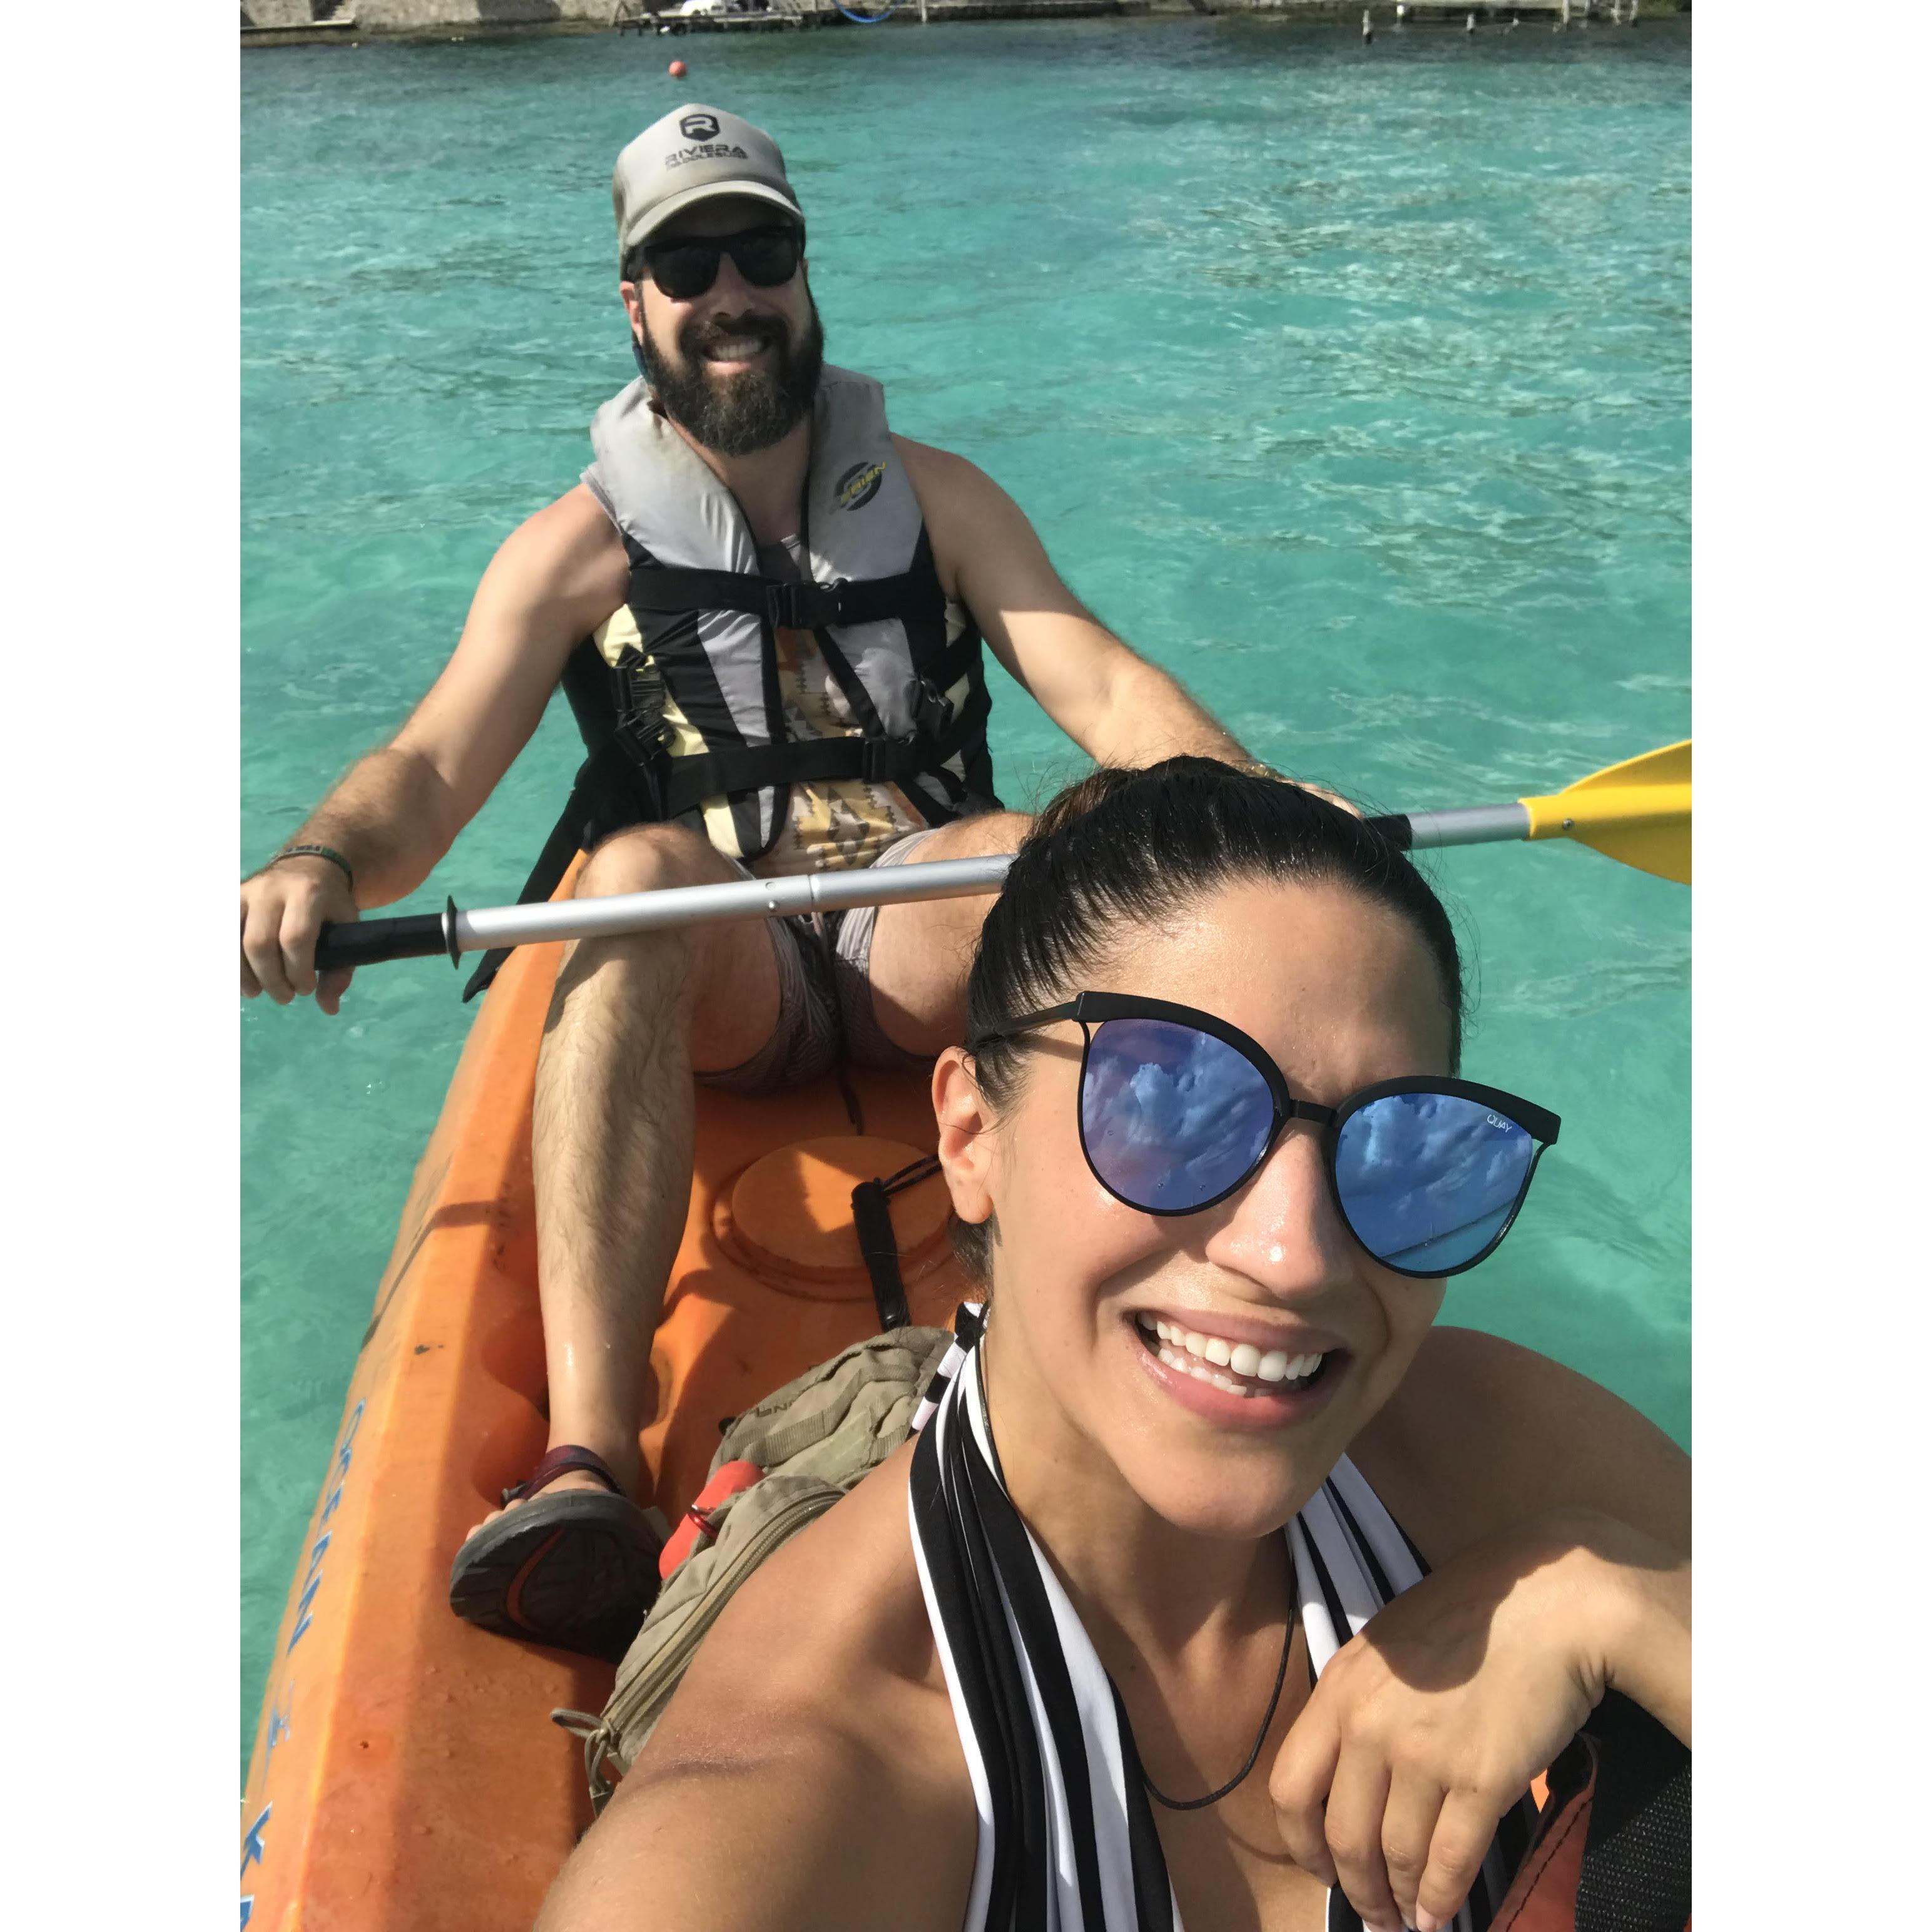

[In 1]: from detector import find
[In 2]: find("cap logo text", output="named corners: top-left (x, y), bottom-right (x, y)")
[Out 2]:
top-left (665, 143), bottom-right (750, 170)
top-left (680, 113), bottom-right (721, 140)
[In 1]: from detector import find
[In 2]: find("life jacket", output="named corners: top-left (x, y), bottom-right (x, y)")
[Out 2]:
top-left (463, 365), bottom-right (999, 1000)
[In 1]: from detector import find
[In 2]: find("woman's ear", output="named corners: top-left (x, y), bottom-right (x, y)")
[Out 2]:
top-left (932, 1046), bottom-right (996, 1228)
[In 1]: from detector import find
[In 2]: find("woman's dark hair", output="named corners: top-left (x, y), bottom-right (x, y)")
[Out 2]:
top-left (953, 758), bottom-right (1467, 1280)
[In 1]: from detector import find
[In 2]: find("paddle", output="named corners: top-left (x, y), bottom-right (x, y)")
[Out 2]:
top-left (313, 739), bottom-right (1690, 974)
top-left (1388, 739), bottom-right (1690, 883)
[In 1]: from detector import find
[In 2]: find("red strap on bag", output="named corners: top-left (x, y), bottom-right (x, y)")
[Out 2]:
top-left (658, 1460), bottom-right (765, 1579)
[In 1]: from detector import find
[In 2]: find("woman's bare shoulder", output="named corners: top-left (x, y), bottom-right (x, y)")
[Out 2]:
top-left (1348, 1325), bottom-right (1690, 1567)
top-left (538, 1443), bottom-right (975, 1932)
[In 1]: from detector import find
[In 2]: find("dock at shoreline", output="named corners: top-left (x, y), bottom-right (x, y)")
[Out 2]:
top-left (242, 0), bottom-right (1684, 49)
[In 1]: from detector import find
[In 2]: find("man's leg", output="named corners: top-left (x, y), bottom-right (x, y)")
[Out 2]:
top-left (862, 811), bottom-right (1034, 1053)
top-left (469, 822), bottom-right (785, 1534)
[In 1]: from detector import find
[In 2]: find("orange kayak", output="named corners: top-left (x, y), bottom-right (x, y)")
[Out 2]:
top-left (240, 917), bottom-right (969, 1928)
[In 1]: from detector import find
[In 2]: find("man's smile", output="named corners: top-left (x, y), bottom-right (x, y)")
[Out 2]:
top-left (700, 335), bottom-right (773, 369)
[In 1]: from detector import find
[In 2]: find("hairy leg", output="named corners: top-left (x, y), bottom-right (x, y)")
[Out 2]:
top-left (469, 825), bottom-right (782, 1532)
top-left (865, 811), bottom-right (1033, 1055)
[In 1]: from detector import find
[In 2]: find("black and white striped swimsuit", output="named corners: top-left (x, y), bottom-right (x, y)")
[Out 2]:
top-left (907, 1317), bottom-right (1537, 1932)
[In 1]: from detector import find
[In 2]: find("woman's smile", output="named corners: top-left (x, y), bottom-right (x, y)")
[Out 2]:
top-left (1122, 1305), bottom-right (1352, 1431)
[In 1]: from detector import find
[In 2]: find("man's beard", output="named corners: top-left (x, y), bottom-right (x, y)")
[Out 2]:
top-left (639, 291), bottom-right (825, 459)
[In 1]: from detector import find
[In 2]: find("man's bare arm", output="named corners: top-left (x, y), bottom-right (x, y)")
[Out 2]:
top-left (898, 438), bottom-right (1256, 771)
top-left (287, 484), bottom-right (629, 900)
top-left (240, 484), bottom-right (628, 1010)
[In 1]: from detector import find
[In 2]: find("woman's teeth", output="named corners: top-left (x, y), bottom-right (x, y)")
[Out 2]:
top-left (1134, 1313), bottom-right (1326, 1398)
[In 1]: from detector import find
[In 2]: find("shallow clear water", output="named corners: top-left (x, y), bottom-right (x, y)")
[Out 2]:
top-left (242, 16), bottom-right (1690, 1769)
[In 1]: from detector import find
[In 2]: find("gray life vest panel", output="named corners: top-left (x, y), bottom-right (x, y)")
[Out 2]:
top-left (463, 365), bottom-right (997, 1002)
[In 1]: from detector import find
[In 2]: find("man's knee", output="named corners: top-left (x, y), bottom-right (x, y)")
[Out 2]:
top-left (981, 809), bottom-right (1032, 852)
top-left (575, 823), bottom-right (731, 901)
top-left (929, 808), bottom-right (1032, 860)
top-left (562, 823), bottom-right (776, 1025)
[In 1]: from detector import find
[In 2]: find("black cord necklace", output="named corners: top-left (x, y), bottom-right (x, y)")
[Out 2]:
top-left (1141, 1599), bottom-right (1298, 1813)
top-left (980, 1319), bottom-right (1293, 1813)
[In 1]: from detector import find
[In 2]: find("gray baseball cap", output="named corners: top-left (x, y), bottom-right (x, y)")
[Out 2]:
top-left (612, 104), bottom-right (803, 260)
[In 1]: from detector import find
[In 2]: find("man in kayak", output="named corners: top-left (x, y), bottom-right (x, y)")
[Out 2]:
top-left (240, 103), bottom-right (1281, 1659)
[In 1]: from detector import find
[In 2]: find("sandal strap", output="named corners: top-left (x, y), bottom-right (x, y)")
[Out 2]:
top-left (503, 1445), bottom-right (626, 1507)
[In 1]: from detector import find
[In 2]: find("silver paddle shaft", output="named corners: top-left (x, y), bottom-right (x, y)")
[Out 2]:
top-left (1395, 803), bottom-right (1532, 850)
top-left (316, 806), bottom-right (1537, 974)
top-left (449, 853), bottom-right (1017, 955)
top-left (450, 810), bottom-right (1532, 951)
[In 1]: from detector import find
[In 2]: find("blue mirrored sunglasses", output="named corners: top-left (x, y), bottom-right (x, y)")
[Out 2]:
top-left (967, 992), bottom-right (1561, 1279)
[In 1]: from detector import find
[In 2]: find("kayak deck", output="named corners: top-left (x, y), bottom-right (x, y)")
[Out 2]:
top-left (242, 927), bottom-right (967, 1928)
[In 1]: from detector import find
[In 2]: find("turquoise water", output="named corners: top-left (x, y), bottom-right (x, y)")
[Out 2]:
top-left (242, 17), bottom-right (1690, 1769)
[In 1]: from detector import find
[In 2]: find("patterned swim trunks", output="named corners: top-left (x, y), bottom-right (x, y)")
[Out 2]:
top-left (696, 826), bottom-right (949, 1097)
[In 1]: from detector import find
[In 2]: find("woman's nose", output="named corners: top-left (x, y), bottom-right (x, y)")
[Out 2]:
top-left (1203, 1127), bottom-right (1356, 1297)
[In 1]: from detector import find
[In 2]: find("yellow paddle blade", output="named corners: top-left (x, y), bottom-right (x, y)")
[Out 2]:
top-left (1522, 740), bottom-right (1691, 885)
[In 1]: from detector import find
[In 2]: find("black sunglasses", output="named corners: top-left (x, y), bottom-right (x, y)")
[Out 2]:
top-left (638, 225), bottom-right (805, 302)
top-left (968, 992), bottom-right (1561, 1279)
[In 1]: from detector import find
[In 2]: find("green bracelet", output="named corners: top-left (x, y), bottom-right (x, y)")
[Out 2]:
top-left (272, 843), bottom-right (355, 891)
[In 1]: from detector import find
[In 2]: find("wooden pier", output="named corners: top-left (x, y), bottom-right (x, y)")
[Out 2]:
top-left (241, 0), bottom-right (1672, 48)
top-left (1395, 1), bottom-right (1578, 18)
top-left (614, 0), bottom-right (811, 34)
top-left (1391, 0), bottom-right (1654, 18)
top-left (240, 3), bottom-right (360, 41)
top-left (612, 0), bottom-right (1142, 29)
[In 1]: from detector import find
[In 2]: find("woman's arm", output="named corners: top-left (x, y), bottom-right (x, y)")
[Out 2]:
top-left (538, 1456), bottom-right (975, 1932)
top-left (536, 1714), bottom-right (947, 1932)
top-left (1353, 1324), bottom-right (1689, 1563)
top-left (1365, 1325), bottom-right (1691, 1746)
top-left (1272, 1328), bottom-right (1690, 1932)
top-left (1271, 1508), bottom-right (1688, 1932)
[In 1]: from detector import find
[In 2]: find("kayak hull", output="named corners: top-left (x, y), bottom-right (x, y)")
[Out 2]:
top-left (242, 923), bottom-right (966, 1927)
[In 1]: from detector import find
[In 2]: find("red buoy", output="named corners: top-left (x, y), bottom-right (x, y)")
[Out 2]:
top-left (668, 59), bottom-right (688, 77)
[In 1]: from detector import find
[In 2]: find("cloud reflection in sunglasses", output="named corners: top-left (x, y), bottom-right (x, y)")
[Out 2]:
top-left (1082, 1020), bottom-right (1278, 1212)
top-left (1078, 1022), bottom-right (1536, 1269)
top-left (1336, 1094), bottom-right (1534, 1266)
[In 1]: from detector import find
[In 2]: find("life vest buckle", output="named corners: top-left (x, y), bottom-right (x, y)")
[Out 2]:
top-left (765, 580), bottom-right (806, 630)
top-left (859, 734), bottom-right (917, 783)
top-left (765, 578), bottom-right (850, 633)
top-left (912, 676), bottom-right (956, 741)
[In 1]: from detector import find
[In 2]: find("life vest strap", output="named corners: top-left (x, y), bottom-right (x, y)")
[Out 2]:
top-left (654, 683), bottom-right (992, 819)
top-left (626, 564), bottom-right (945, 634)
top-left (460, 682), bottom-right (990, 1004)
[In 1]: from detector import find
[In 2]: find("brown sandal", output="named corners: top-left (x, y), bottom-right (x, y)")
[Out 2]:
top-left (447, 1446), bottom-right (664, 1663)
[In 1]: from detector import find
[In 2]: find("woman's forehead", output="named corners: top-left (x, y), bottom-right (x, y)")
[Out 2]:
top-left (1085, 878), bottom-right (1454, 1080)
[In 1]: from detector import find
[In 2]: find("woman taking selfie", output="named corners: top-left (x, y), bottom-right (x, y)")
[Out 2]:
top-left (541, 760), bottom-right (1690, 1932)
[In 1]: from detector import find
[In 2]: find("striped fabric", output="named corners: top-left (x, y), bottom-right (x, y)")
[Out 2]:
top-left (907, 1314), bottom-right (1537, 1932)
